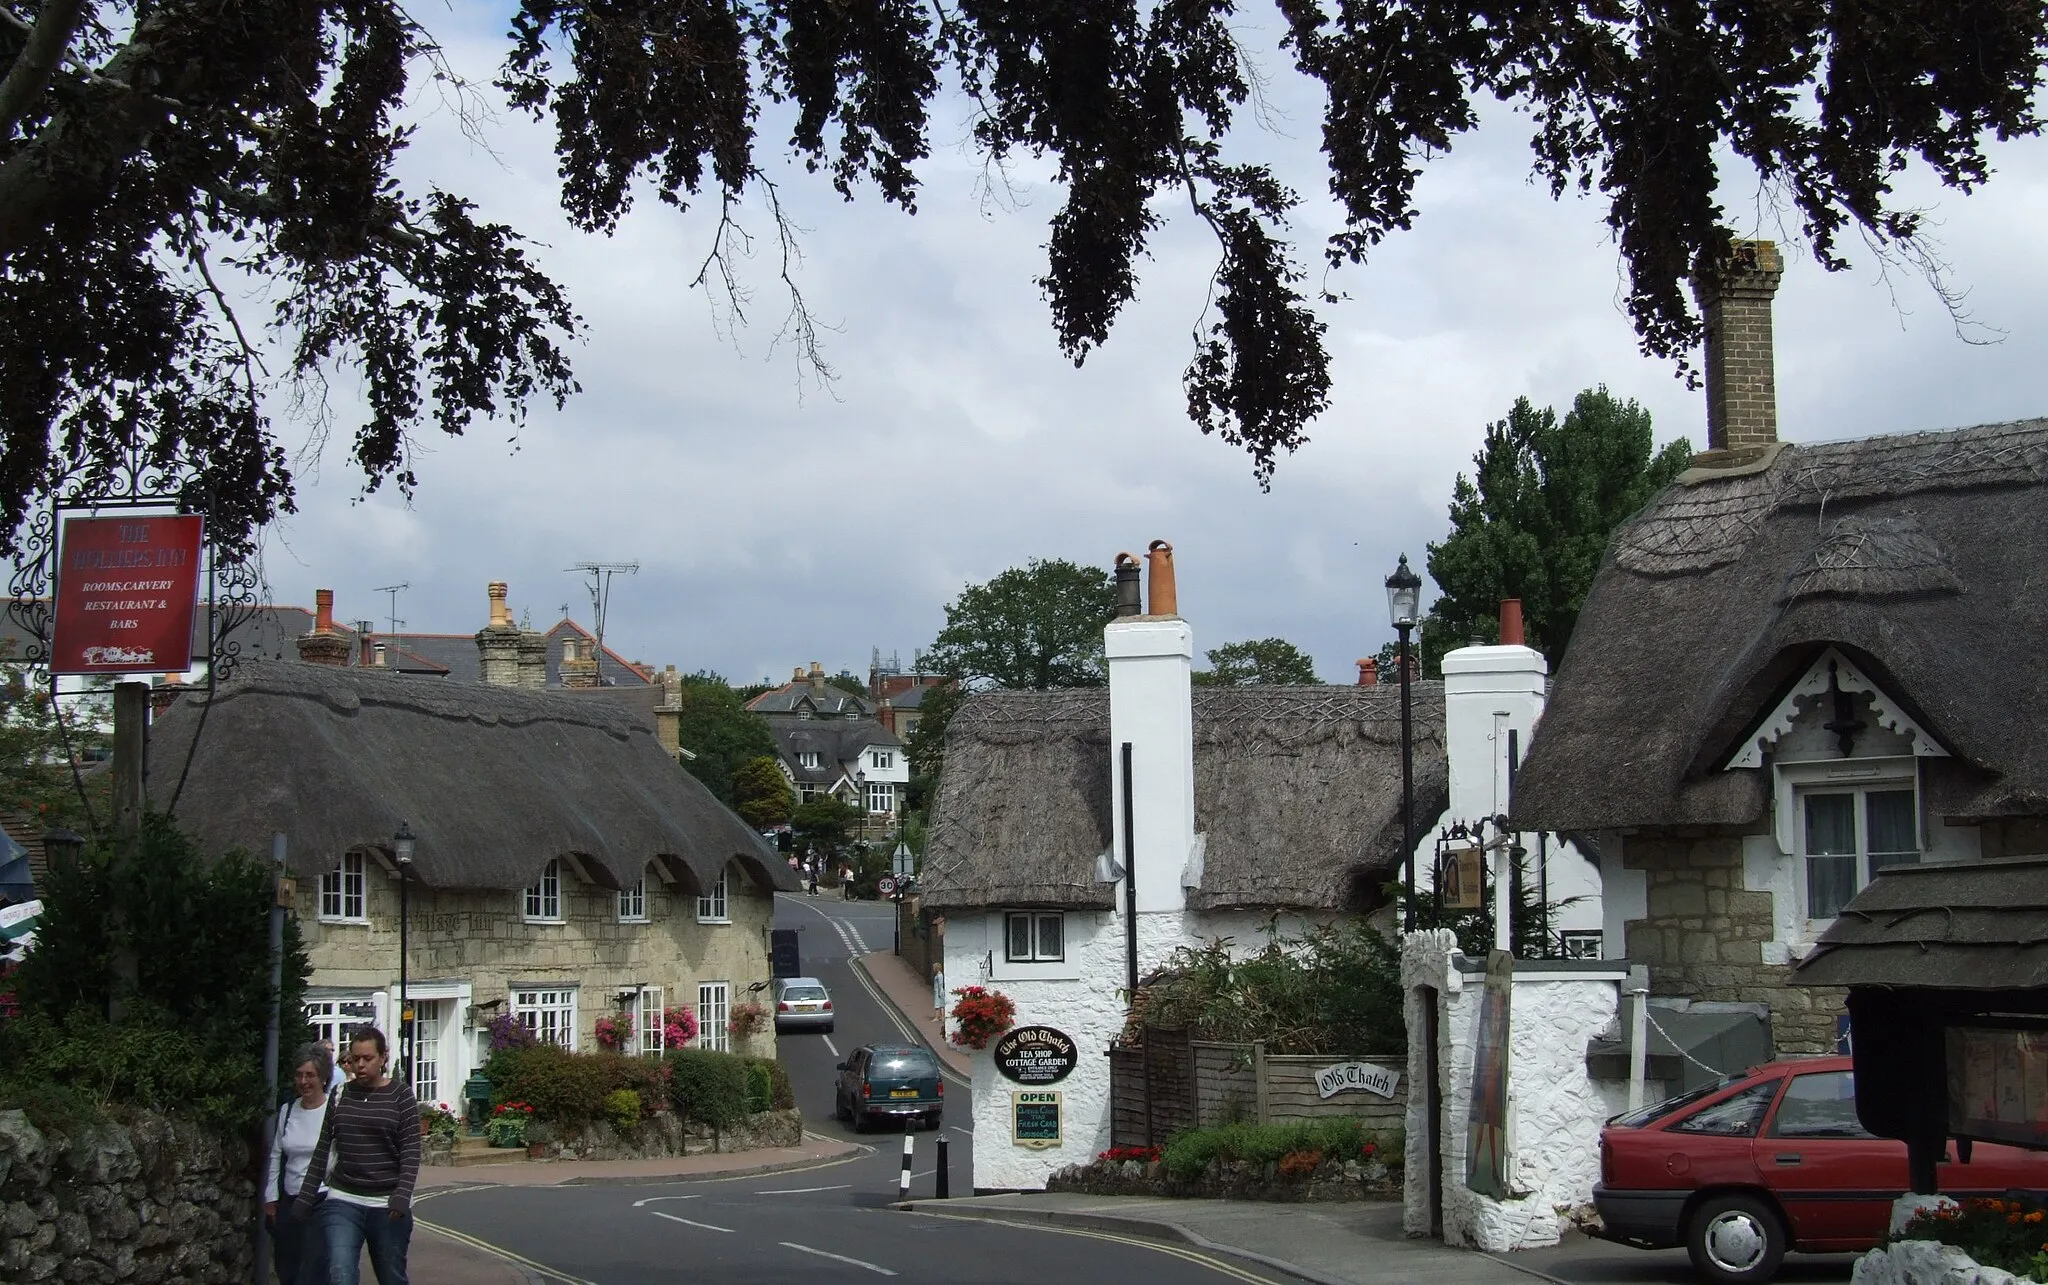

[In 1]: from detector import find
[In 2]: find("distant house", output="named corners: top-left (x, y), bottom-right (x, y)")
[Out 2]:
top-left (1514, 239), bottom-right (2048, 1055)
top-left (150, 661), bottom-right (797, 1107)
top-left (866, 652), bottom-right (951, 740)
top-left (747, 662), bottom-right (875, 720)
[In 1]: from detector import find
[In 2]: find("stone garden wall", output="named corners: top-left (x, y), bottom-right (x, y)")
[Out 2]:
top-left (541, 1108), bottom-right (803, 1162)
top-left (0, 1109), bottom-right (253, 1285)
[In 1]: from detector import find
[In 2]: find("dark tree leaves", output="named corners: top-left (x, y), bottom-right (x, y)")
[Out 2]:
top-left (925, 558), bottom-right (1119, 691)
top-left (1193, 637), bottom-right (1320, 686)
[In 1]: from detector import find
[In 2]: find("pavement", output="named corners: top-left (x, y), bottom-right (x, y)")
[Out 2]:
top-left (854, 947), bottom-right (970, 1080)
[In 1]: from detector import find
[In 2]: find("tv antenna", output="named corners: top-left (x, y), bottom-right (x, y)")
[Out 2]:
top-left (372, 583), bottom-right (409, 637)
top-left (567, 561), bottom-right (638, 667)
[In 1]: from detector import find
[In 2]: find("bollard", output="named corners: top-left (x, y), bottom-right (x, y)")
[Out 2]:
top-left (935, 1135), bottom-right (950, 1200)
top-left (899, 1132), bottom-right (914, 1201)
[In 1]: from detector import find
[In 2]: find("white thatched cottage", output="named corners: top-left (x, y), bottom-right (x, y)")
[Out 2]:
top-left (149, 662), bottom-right (798, 1110)
top-left (922, 547), bottom-right (1600, 1191)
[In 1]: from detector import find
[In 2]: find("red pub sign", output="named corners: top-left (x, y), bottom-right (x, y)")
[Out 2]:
top-left (50, 515), bottom-right (204, 675)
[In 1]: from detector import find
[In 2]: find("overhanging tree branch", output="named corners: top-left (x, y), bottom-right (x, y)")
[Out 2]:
top-left (0, 0), bottom-right (87, 141)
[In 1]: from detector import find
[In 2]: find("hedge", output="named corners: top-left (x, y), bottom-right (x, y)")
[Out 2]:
top-left (483, 1046), bottom-right (666, 1126)
top-left (1159, 1118), bottom-right (1403, 1182)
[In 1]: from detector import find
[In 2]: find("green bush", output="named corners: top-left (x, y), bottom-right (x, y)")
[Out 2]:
top-left (604, 1088), bottom-right (642, 1134)
top-left (1135, 918), bottom-right (1404, 1055)
top-left (484, 1047), bottom-right (671, 1127)
top-left (743, 1062), bottom-right (772, 1114)
top-left (745, 1057), bottom-right (795, 1111)
top-left (1160, 1118), bottom-right (1401, 1182)
top-left (664, 1047), bottom-right (750, 1129)
top-left (0, 816), bottom-right (313, 1132)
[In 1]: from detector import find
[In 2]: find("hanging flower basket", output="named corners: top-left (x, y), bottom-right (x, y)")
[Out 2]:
top-left (593, 1011), bottom-right (634, 1053)
top-left (728, 1001), bottom-right (769, 1040)
top-left (949, 985), bottom-right (1016, 1050)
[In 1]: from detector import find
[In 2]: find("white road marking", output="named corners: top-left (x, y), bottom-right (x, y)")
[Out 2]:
top-left (753, 1184), bottom-right (852, 1195)
top-left (629, 1195), bottom-right (702, 1207)
top-left (948, 1127), bottom-right (974, 1138)
top-left (779, 1242), bottom-right (898, 1275)
top-left (650, 1212), bottom-right (733, 1233)
top-left (822, 1033), bottom-right (839, 1057)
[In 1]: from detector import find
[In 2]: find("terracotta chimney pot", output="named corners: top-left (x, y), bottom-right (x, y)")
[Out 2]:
top-left (1145, 540), bottom-right (1178, 617)
top-left (1356, 658), bottom-right (1378, 687)
top-left (487, 581), bottom-right (512, 629)
top-left (1499, 599), bottom-right (1525, 648)
top-left (296, 589), bottom-right (351, 666)
top-left (313, 589), bottom-right (336, 634)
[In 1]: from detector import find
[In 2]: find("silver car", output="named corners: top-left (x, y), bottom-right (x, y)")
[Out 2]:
top-left (773, 977), bottom-right (833, 1033)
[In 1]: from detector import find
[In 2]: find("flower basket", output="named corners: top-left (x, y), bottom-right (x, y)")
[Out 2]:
top-left (948, 985), bottom-right (1016, 1050)
top-left (728, 1001), bottom-right (769, 1040)
top-left (486, 1101), bottom-right (534, 1148)
top-left (594, 1011), bottom-right (634, 1053)
top-left (419, 1102), bottom-right (460, 1142)
top-left (661, 1005), bottom-right (699, 1050)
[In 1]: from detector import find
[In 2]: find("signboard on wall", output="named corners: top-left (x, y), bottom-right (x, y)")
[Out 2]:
top-left (50, 515), bottom-right (204, 675)
top-left (1012, 1091), bottom-right (1062, 1148)
top-left (1948, 1025), bottom-right (2048, 1149)
top-left (1314, 1060), bottom-right (1401, 1100)
top-left (1466, 949), bottom-right (1512, 1198)
top-left (993, 1025), bottom-right (1079, 1086)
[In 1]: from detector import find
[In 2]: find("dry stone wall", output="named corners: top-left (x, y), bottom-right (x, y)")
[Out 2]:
top-left (0, 1109), bottom-right (253, 1285)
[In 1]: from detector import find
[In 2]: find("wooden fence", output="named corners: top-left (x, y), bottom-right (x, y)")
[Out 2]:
top-left (1109, 1028), bottom-right (1406, 1146)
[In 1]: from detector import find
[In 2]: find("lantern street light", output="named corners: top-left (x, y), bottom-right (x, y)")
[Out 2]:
top-left (393, 822), bottom-right (416, 1087)
top-left (1385, 554), bottom-right (1423, 931)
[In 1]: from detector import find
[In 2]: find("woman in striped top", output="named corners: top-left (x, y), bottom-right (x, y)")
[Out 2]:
top-left (296, 1027), bottom-right (420, 1285)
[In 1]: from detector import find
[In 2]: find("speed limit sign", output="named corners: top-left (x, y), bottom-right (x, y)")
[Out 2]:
top-left (879, 876), bottom-right (897, 896)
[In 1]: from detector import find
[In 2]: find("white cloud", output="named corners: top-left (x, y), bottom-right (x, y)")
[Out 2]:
top-left (254, 18), bottom-right (2048, 687)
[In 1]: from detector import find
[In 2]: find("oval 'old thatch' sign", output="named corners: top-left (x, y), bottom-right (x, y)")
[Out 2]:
top-left (993, 1025), bottom-right (1078, 1085)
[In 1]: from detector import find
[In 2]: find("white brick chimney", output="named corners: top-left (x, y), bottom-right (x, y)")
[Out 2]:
top-left (1107, 541), bottom-right (1196, 914)
top-left (1440, 600), bottom-right (1546, 824)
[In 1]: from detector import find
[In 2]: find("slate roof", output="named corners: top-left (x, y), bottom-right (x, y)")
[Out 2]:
top-left (748, 681), bottom-right (875, 719)
top-left (1793, 857), bottom-right (2048, 991)
top-left (769, 718), bottom-right (904, 786)
top-left (149, 663), bottom-right (795, 895)
top-left (920, 684), bottom-right (1449, 913)
top-left (1515, 419), bottom-right (2048, 833)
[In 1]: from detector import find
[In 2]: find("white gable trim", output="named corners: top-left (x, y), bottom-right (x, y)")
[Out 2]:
top-left (1724, 647), bottom-right (1949, 770)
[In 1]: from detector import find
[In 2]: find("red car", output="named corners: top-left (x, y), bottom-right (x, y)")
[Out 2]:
top-left (1594, 1055), bottom-right (2048, 1284)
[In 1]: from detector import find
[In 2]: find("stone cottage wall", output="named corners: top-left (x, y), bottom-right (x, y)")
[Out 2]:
top-left (1620, 833), bottom-right (1844, 1054)
top-left (0, 1109), bottom-right (253, 1285)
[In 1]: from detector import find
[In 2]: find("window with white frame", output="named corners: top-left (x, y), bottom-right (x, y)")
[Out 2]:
top-left (698, 869), bottom-right (728, 923)
top-left (638, 987), bottom-right (665, 1056)
top-left (319, 852), bottom-right (367, 922)
top-left (865, 781), bottom-right (894, 814)
top-left (697, 981), bottom-right (730, 1052)
top-left (618, 875), bottom-right (647, 923)
top-left (305, 998), bottom-right (378, 1053)
top-left (524, 859), bottom-right (562, 922)
top-left (1801, 784), bottom-right (1919, 920)
top-left (1005, 911), bottom-right (1065, 963)
top-left (798, 751), bottom-right (821, 770)
top-left (870, 750), bottom-right (893, 770)
top-left (412, 1002), bottom-right (442, 1104)
top-left (513, 987), bottom-right (578, 1049)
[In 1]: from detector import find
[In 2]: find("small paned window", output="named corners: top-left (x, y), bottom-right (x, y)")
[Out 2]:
top-left (1004, 911), bottom-right (1064, 963)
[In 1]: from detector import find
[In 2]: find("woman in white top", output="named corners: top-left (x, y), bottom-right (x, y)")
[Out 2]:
top-left (265, 1044), bottom-right (334, 1284)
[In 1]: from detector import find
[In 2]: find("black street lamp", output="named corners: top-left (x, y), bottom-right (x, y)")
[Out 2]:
top-left (393, 822), bottom-right (416, 1088)
top-left (1385, 554), bottom-right (1423, 931)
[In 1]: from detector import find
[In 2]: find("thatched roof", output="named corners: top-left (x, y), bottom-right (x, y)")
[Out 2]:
top-left (149, 663), bottom-right (796, 895)
top-left (1515, 419), bottom-right (2048, 832)
top-left (920, 684), bottom-right (1447, 912)
top-left (1794, 857), bottom-right (2048, 991)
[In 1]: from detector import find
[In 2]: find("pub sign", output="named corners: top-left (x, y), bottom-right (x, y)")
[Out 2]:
top-left (51, 515), bottom-right (204, 675)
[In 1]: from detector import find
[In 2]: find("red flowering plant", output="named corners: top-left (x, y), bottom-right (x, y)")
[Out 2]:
top-left (660, 1005), bottom-right (699, 1050)
top-left (1097, 1145), bottom-right (1162, 1165)
top-left (948, 985), bottom-right (1016, 1050)
top-left (1897, 1194), bottom-right (2048, 1279)
top-left (485, 1101), bottom-right (533, 1148)
top-left (593, 1011), bottom-right (634, 1053)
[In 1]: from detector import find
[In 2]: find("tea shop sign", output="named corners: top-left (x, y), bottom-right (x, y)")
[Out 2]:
top-left (993, 1025), bottom-right (1078, 1086)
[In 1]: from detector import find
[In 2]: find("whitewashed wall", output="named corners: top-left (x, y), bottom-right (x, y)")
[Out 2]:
top-left (1402, 932), bottom-right (1625, 1251)
top-left (945, 906), bottom-right (1323, 1192)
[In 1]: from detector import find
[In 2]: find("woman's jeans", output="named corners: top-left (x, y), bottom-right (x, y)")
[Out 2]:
top-left (270, 1198), bottom-right (327, 1284)
top-left (319, 1199), bottom-right (412, 1285)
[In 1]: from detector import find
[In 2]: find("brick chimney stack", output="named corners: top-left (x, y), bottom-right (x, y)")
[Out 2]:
top-left (1691, 239), bottom-right (1783, 456)
top-left (560, 636), bottom-right (601, 688)
top-left (475, 581), bottom-right (523, 685)
top-left (295, 589), bottom-right (351, 667)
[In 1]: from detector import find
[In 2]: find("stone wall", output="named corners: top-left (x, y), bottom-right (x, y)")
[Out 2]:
top-left (0, 1109), bottom-right (253, 1285)
top-left (544, 1108), bottom-right (803, 1161)
top-left (1620, 832), bottom-right (1844, 1054)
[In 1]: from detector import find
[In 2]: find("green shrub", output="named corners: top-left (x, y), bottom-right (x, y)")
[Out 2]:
top-left (486, 1044), bottom-right (612, 1125)
top-left (1160, 1118), bottom-right (1401, 1182)
top-left (664, 1047), bottom-right (749, 1129)
top-left (604, 1088), bottom-right (642, 1134)
top-left (747, 1058), bottom-right (795, 1111)
top-left (743, 1062), bottom-right (772, 1114)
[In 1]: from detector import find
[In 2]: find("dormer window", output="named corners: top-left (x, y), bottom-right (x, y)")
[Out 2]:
top-left (798, 751), bottom-right (821, 770)
top-left (1802, 786), bottom-right (1918, 918)
top-left (870, 750), bottom-right (894, 770)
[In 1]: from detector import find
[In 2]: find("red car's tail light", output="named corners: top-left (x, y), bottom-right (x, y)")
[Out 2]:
top-left (1600, 1136), bottom-right (1613, 1186)
top-left (777, 1001), bottom-right (791, 1012)
top-left (862, 1082), bottom-right (872, 1099)
top-left (821, 1000), bottom-right (832, 1010)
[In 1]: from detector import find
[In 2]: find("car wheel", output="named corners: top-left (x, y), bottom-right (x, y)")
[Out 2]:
top-left (1685, 1193), bottom-right (1785, 1285)
top-left (851, 1105), bottom-right (869, 1133)
top-left (833, 1093), bottom-right (848, 1123)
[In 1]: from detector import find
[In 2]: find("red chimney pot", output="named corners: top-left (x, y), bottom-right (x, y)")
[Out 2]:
top-left (1356, 658), bottom-right (1378, 687)
top-left (1499, 599), bottom-right (1525, 648)
top-left (314, 588), bottom-right (336, 634)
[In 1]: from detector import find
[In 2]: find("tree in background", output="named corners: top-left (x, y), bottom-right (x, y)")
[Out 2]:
top-left (669, 672), bottom-right (778, 808)
top-left (16, 4), bottom-right (2025, 544)
top-left (1192, 638), bottom-right (1319, 686)
top-left (0, 668), bottom-right (110, 832)
top-left (903, 683), bottom-right (967, 815)
top-left (825, 672), bottom-right (868, 700)
top-left (926, 559), bottom-right (1118, 692)
top-left (730, 756), bottom-right (793, 831)
top-left (1401, 388), bottom-right (1691, 673)
top-left (791, 796), bottom-right (858, 864)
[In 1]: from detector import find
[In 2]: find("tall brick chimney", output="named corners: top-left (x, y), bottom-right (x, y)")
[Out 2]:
top-left (1691, 239), bottom-right (1783, 456)
top-left (295, 589), bottom-right (351, 667)
top-left (516, 624), bottom-right (547, 689)
top-left (560, 636), bottom-right (601, 688)
top-left (474, 581), bottom-right (522, 685)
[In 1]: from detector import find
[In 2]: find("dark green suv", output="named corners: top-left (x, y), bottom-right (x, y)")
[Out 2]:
top-left (834, 1044), bottom-right (943, 1132)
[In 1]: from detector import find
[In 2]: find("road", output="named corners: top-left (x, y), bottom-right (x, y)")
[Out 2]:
top-left (415, 893), bottom-right (1309, 1284)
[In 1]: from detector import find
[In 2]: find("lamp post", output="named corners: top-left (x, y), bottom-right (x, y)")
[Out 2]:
top-left (854, 769), bottom-right (867, 842)
top-left (1385, 554), bottom-right (1422, 931)
top-left (393, 822), bottom-right (415, 1088)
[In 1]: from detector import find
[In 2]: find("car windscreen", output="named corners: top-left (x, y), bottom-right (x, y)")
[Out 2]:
top-left (872, 1052), bottom-right (939, 1079)
top-left (781, 986), bottom-right (828, 1000)
top-left (1609, 1072), bottom-right (1746, 1128)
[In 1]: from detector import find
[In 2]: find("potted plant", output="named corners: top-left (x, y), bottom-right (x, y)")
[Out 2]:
top-left (948, 985), bottom-right (1016, 1050)
top-left (594, 1010), bottom-right (634, 1053)
top-left (486, 1101), bottom-right (533, 1148)
top-left (419, 1102), bottom-right (460, 1144)
top-left (728, 1001), bottom-right (769, 1041)
top-left (661, 1004), bottom-right (699, 1050)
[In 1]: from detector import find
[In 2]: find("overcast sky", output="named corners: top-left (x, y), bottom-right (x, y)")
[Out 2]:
top-left (256, 9), bottom-right (2048, 686)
